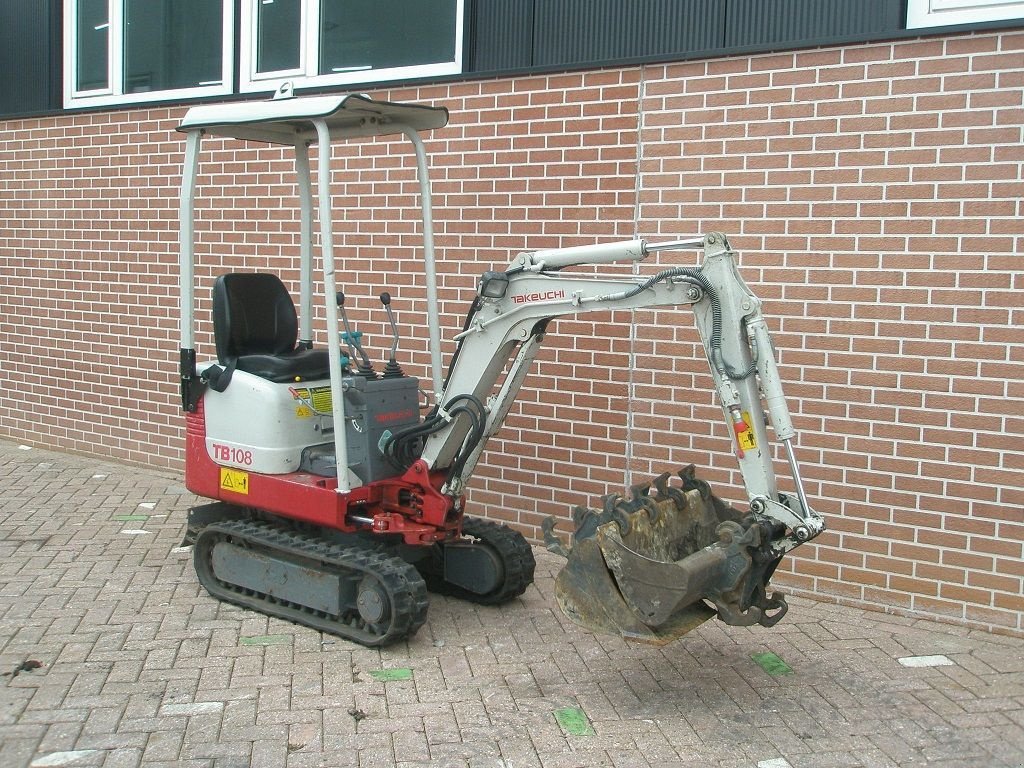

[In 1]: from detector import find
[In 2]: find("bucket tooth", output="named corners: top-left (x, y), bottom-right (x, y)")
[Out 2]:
top-left (542, 516), bottom-right (569, 557)
top-left (653, 471), bottom-right (689, 510)
top-left (564, 495), bottom-right (636, 545)
top-left (678, 464), bottom-right (712, 500)
top-left (594, 493), bottom-right (631, 535)
top-left (610, 506), bottom-right (632, 535)
top-left (571, 504), bottom-right (593, 529)
top-left (628, 481), bottom-right (662, 523)
top-left (651, 472), bottom-right (671, 501)
top-left (629, 481), bottom-right (651, 500)
top-left (569, 504), bottom-right (602, 541)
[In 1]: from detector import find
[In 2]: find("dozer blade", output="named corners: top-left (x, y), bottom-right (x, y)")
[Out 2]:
top-left (543, 466), bottom-right (789, 644)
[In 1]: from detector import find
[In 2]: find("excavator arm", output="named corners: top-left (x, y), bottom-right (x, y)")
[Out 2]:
top-left (386, 232), bottom-right (824, 642)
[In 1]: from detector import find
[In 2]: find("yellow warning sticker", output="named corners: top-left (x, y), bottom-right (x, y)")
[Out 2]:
top-left (737, 411), bottom-right (757, 451)
top-left (219, 467), bottom-right (249, 495)
top-left (295, 405), bottom-right (312, 419)
top-left (291, 386), bottom-right (332, 411)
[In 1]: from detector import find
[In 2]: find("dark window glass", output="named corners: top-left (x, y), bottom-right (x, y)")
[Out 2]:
top-left (124, 0), bottom-right (223, 93)
top-left (76, 0), bottom-right (109, 91)
top-left (257, 0), bottom-right (302, 73)
top-left (319, 0), bottom-right (458, 74)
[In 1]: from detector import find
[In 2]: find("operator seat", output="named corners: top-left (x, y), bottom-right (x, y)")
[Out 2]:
top-left (207, 273), bottom-right (330, 387)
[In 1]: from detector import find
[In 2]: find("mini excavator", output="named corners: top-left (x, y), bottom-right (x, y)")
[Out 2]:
top-left (176, 87), bottom-right (825, 647)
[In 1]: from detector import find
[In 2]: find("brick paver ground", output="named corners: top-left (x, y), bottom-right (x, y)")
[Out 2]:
top-left (1, 439), bottom-right (1022, 768)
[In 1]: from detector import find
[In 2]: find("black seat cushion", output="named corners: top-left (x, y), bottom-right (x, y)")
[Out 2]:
top-left (235, 348), bottom-right (330, 383)
top-left (212, 273), bottom-right (330, 383)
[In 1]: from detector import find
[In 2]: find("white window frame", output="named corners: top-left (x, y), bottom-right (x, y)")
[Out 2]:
top-left (907, 0), bottom-right (1024, 28)
top-left (240, 0), bottom-right (310, 87)
top-left (64, 0), bottom-right (234, 109)
top-left (238, 0), bottom-right (465, 94)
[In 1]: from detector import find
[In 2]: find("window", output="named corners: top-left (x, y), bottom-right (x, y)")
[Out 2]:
top-left (64, 0), bottom-right (233, 108)
top-left (906, 0), bottom-right (1024, 28)
top-left (240, 0), bottom-right (465, 93)
top-left (255, 0), bottom-right (303, 75)
top-left (75, 0), bottom-right (109, 93)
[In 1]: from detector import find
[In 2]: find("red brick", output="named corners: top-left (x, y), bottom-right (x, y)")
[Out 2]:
top-left (967, 602), bottom-right (1022, 628)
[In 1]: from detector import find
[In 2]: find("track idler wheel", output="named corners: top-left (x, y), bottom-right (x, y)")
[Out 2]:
top-left (543, 465), bottom-right (789, 644)
top-left (418, 516), bottom-right (536, 605)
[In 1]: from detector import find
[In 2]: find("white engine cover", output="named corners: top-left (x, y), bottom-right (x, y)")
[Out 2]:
top-left (203, 368), bottom-right (332, 475)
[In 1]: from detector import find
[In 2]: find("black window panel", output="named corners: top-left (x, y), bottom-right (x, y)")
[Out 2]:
top-left (0, 0), bottom-right (58, 115)
top-left (319, 0), bottom-right (459, 74)
top-left (257, 0), bottom-right (302, 73)
top-left (124, 0), bottom-right (223, 93)
top-left (724, 0), bottom-right (903, 47)
top-left (532, 0), bottom-right (725, 68)
top-left (472, 0), bottom-right (534, 71)
top-left (76, 0), bottom-right (108, 91)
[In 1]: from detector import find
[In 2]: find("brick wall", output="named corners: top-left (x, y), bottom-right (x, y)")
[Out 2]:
top-left (632, 34), bottom-right (1024, 636)
top-left (1, 29), bottom-right (1021, 635)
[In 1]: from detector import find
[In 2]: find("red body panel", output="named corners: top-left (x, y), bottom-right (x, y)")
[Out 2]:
top-left (185, 398), bottom-right (461, 544)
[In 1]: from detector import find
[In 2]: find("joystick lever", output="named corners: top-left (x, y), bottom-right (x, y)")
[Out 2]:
top-left (380, 292), bottom-right (405, 378)
top-left (336, 291), bottom-right (376, 377)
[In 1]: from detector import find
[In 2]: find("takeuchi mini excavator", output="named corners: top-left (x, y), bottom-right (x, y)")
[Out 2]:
top-left (176, 87), bottom-right (825, 648)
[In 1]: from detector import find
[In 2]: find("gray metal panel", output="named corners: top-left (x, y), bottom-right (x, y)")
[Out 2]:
top-left (211, 542), bottom-right (344, 615)
top-left (724, 0), bottom-right (903, 47)
top-left (533, 0), bottom-right (725, 67)
top-left (472, 0), bottom-right (536, 71)
top-left (0, 0), bottom-right (58, 116)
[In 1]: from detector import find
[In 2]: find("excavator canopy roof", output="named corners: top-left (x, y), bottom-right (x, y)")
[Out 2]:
top-left (176, 92), bottom-right (449, 146)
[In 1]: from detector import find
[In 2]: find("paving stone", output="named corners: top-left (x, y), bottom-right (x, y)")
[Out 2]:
top-left (1, 439), bottom-right (1024, 767)
top-left (99, 747), bottom-right (143, 768)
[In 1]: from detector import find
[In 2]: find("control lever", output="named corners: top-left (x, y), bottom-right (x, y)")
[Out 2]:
top-left (336, 292), bottom-right (376, 377)
top-left (380, 292), bottom-right (404, 378)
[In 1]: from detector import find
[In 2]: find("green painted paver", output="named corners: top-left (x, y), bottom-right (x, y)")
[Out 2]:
top-left (239, 634), bottom-right (292, 646)
top-left (752, 651), bottom-right (793, 676)
top-left (113, 514), bottom-right (149, 521)
top-left (369, 668), bottom-right (413, 682)
top-left (553, 706), bottom-right (594, 736)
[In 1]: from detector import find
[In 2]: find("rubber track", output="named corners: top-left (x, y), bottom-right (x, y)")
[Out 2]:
top-left (194, 519), bottom-right (429, 647)
top-left (426, 517), bottom-right (536, 605)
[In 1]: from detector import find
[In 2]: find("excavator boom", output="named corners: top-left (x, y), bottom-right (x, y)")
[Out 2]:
top-left (392, 232), bottom-right (825, 641)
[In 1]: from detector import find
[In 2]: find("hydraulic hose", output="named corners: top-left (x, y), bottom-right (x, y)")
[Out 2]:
top-left (620, 267), bottom-right (756, 381)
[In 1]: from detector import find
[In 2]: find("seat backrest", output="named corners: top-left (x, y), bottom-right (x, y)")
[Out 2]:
top-left (212, 273), bottom-right (298, 363)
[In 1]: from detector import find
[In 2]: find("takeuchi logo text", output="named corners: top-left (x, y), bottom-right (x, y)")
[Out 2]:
top-left (511, 289), bottom-right (565, 304)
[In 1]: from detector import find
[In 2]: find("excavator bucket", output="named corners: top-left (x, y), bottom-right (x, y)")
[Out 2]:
top-left (543, 465), bottom-right (789, 644)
